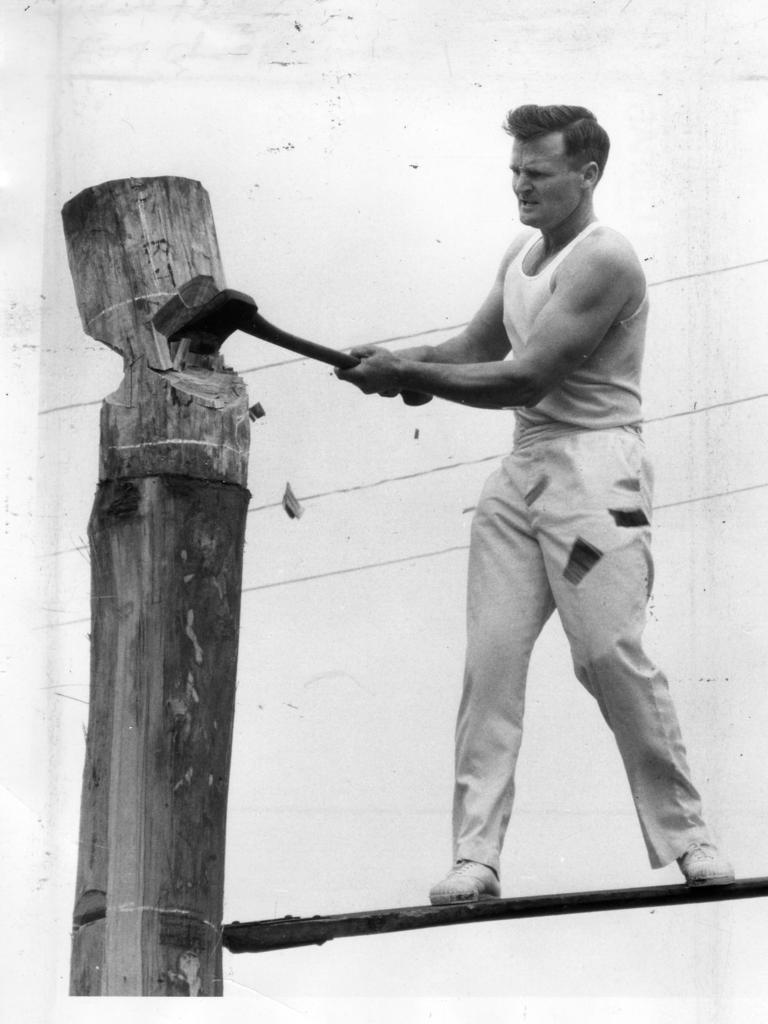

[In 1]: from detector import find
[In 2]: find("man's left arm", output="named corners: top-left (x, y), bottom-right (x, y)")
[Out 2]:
top-left (342, 239), bottom-right (643, 409)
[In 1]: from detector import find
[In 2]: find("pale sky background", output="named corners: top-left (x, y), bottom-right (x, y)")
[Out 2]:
top-left (3, 1), bottom-right (768, 1022)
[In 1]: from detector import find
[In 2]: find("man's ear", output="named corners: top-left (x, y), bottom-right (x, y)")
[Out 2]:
top-left (581, 161), bottom-right (600, 188)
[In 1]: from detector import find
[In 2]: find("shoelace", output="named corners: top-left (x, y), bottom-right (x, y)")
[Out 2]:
top-left (453, 860), bottom-right (490, 875)
top-left (682, 843), bottom-right (714, 862)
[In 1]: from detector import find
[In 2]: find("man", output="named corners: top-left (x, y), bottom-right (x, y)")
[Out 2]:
top-left (336, 104), bottom-right (733, 904)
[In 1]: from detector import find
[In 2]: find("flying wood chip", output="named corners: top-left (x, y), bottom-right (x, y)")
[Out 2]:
top-left (249, 402), bottom-right (266, 421)
top-left (282, 483), bottom-right (304, 519)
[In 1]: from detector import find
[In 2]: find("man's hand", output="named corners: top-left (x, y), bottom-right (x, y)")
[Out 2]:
top-left (335, 346), bottom-right (401, 395)
top-left (336, 346), bottom-right (432, 404)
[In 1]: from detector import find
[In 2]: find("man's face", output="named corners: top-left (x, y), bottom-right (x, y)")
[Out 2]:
top-left (510, 132), bottom-right (594, 231)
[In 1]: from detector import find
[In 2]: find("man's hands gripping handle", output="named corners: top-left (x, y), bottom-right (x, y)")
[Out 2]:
top-left (247, 312), bottom-right (432, 406)
top-left (334, 345), bottom-right (433, 406)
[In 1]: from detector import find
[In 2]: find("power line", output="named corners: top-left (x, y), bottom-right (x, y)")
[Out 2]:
top-left (248, 454), bottom-right (502, 514)
top-left (461, 480), bottom-right (768, 520)
top-left (647, 256), bottom-right (768, 289)
top-left (34, 251), bottom-right (768, 557)
top-left (645, 392), bottom-right (768, 425)
top-left (37, 256), bottom-right (768, 416)
top-left (39, 398), bottom-right (102, 416)
top-left (35, 322), bottom-right (467, 418)
top-left (243, 479), bottom-right (768, 593)
top-left (55, 692), bottom-right (89, 705)
top-left (237, 322), bottom-right (468, 377)
top-left (235, 256), bottom-right (768, 378)
top-left (654, 480), bottom-right (768, 511)
top-left (40, 479), bottom-right (768, 618)
top-left (245, 391), bottom-right (768, 514)
top-left (241, 544), bottom-right (471, 594)
top-left (41, 389), bottom-right (768, 558)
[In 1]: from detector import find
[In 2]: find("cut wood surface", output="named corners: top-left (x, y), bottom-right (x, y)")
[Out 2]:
top-left (99, 359), bottom-right (250, 487)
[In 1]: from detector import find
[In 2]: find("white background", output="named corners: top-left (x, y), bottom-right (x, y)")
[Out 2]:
top-left (3, 1), bottom-right (768, 1021)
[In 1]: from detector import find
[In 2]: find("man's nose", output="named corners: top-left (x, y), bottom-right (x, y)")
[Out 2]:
top-left (514, 174), bottom-right (531, 195)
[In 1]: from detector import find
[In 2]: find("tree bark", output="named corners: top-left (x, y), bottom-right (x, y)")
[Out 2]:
top-left (63, 177), bottom-right (249, 996)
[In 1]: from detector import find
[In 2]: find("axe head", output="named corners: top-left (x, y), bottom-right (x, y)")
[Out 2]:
top-left (153, 275), bottom-right (258, 355)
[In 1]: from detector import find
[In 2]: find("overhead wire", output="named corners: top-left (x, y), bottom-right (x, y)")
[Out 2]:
top-left (40, 389), bottom-right (768, 556)
top-left (39, 478), bottom-right (768, 623)
top-left (246, 391), bottom-right (768, 514)
top-left (234, 255), bottom-right (768, 377)
top-left (36, 254), bottom-right (768, 567)
top-left (240, 480), bottom-right (768, 594)
top-left (42, 386), bottom-right (768, 560)
top-left (37, 256), bottom-right (768, 417)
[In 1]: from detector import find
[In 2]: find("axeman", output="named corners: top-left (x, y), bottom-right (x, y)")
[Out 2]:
top-left (336, 104), bottom-right (734, 904)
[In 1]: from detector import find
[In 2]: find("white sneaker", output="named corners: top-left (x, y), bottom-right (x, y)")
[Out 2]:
top-left (429, 860), bottom-right (501, 905)
top-left (677, 842), bottom-right (735, 886)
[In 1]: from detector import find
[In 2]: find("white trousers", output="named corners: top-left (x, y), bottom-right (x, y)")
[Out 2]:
top-left (454, 426), bottom-right (712, 873)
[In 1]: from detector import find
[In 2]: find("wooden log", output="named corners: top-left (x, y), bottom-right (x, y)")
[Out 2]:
top-left (86, 476), bottom-right (248, 995)
top-left (63, 178), bottom-right (250, 996)
top-left (62, 177), bottom-right (225, 369)
top-left (222, 877), bottom-right (768, 955)
top-left (97, 357), bottom-right (250, 487)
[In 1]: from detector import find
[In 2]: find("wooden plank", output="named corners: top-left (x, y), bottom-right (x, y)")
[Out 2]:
top-left (63, 177), bottom-right (249, 996)
top-left (222, 877), bottom-right (768, 954)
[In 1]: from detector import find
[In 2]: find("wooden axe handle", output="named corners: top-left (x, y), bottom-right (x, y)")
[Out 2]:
top-left (245, 311), bottom-right (360, 370)
top-left (244, 311), bottom-right (433, 406)
top-left (154, 277), bottom-right (433, 405)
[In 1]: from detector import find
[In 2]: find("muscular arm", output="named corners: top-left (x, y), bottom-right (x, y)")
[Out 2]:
top-left (335, 237), bottom-right (522, 400)
top-left (395, 238), bottom-right (524, 366)
top-left (339, 231), bottom-right (644, 409)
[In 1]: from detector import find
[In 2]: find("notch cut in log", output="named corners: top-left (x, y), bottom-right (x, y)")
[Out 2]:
top-left (222, 876), bottom-right (768, 954)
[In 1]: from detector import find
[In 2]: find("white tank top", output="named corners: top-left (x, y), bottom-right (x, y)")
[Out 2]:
top-left (503, 222), bottom-right (648, 439)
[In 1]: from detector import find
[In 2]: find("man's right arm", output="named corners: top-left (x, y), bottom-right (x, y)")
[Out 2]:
top-left (396, 235), bottom-right (529, 366)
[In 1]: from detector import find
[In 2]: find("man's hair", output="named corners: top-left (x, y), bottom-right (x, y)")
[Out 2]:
top-left (503, 104), bottom-right (610, 179)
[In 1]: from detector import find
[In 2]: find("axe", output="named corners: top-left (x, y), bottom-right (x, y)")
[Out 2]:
top-left (152, 275), bottom-right (432, 406)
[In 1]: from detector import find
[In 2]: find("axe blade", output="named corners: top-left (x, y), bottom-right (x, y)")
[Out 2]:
top-left (152, 274), bottom-right (222, 340)
top-left (153, 277), bottom-right (258, 355)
